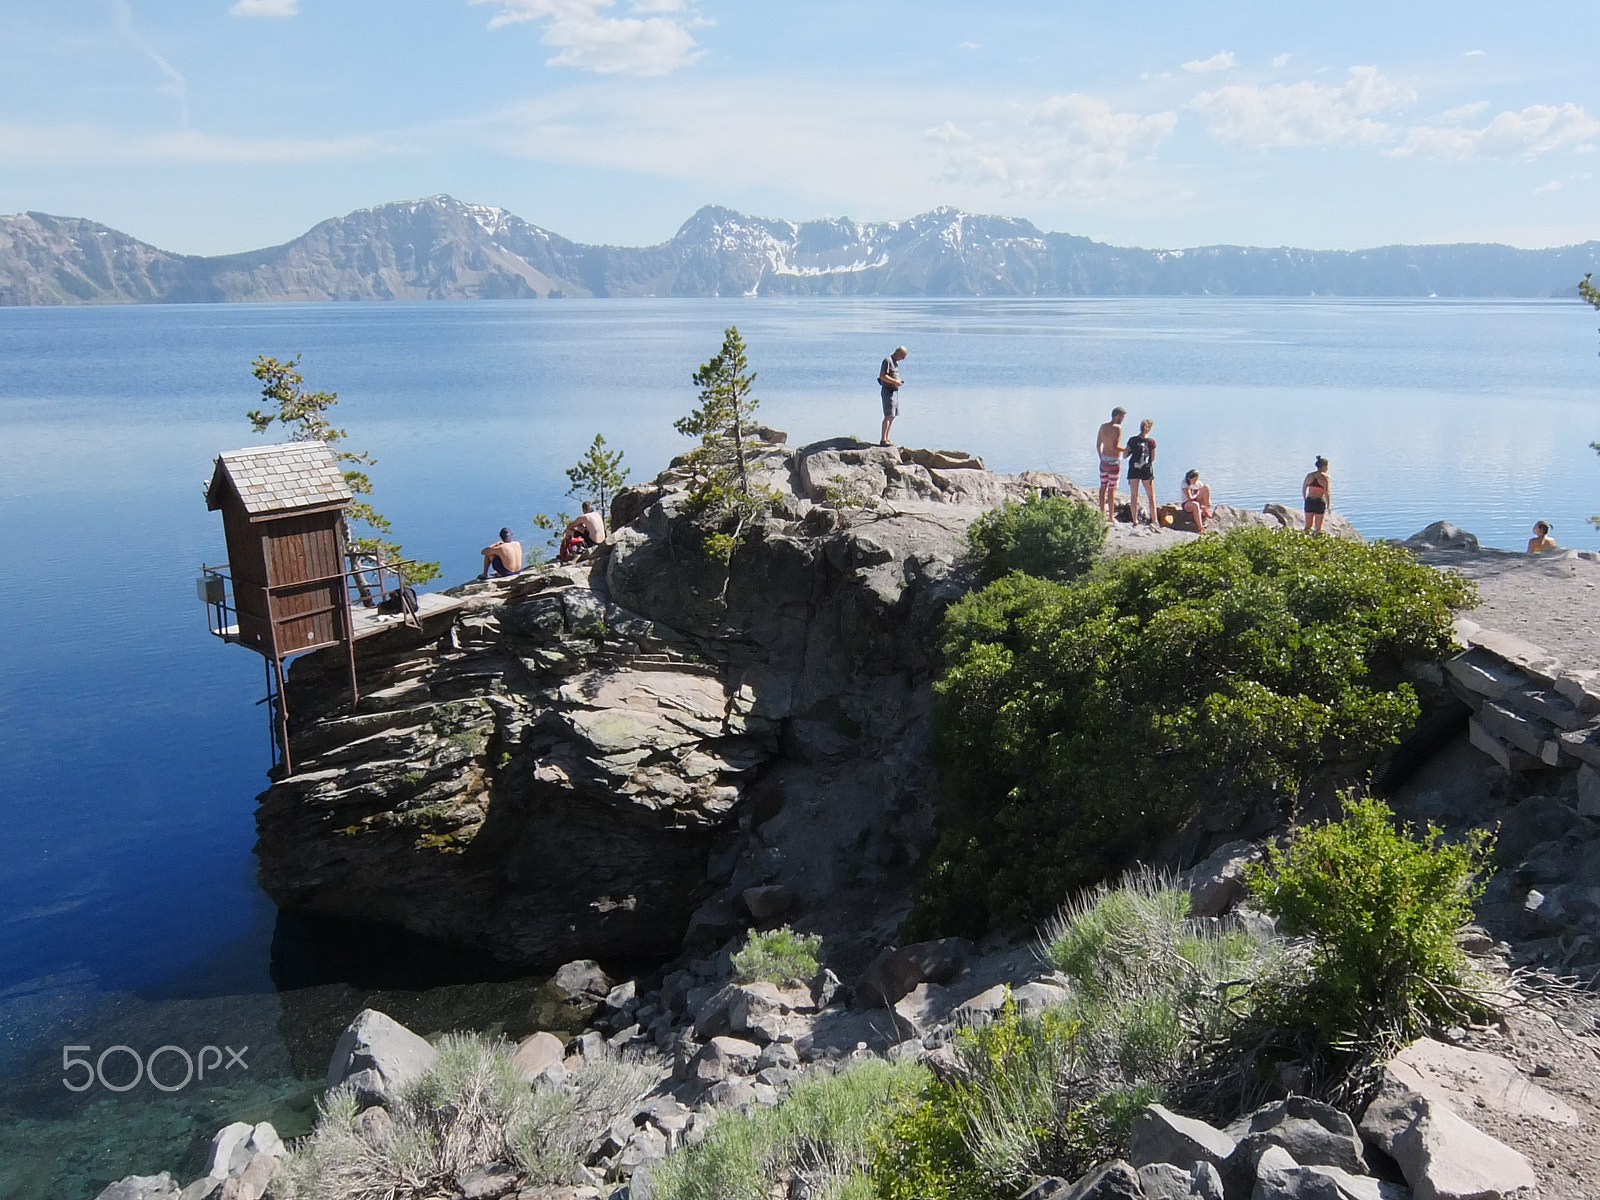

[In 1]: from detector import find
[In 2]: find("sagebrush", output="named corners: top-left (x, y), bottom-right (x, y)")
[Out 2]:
top-left (274, 1034), bottom-right (652, 1200)
top-left (731, 925), bottom-right (822, 985)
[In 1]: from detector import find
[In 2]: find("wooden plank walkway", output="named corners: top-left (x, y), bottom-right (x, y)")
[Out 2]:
top-left (216, 591), bottom-right (465, 647)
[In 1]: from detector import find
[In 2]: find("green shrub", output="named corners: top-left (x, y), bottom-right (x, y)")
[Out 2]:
top-left (909, 527), bottom-right (1475, 937)
top-left (638, 1059), bottom-right (928, 1200)
top-left (1247, 794), bottom-right (1492, 1045)
top-left (965, 493), bottom-right (1107, 585)
top-left (275, 1034), bottom-right (653, 1200)
top-left (731, 925), bottom-right (822, 985)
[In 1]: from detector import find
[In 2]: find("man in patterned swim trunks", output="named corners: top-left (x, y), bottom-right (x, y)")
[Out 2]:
top-left (1095, 407), bottom-right (1127, 521)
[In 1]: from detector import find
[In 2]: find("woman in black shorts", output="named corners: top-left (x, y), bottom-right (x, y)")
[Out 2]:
top-left (1125, 418), bottom-right (1157, 525)
top-left (1302, 456), bottom-right (1330, 533)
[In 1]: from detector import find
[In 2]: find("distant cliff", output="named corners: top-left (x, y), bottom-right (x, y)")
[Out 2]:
top-left (4, 194), bottom-right (1598, 304)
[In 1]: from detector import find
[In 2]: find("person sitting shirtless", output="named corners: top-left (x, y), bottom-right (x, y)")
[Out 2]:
top-left (1528, 521), bottom-right (1558, 553)
top-left (559, 501), bottom-right (606, 563)
top-left (478, 528), bottom-right (524, 579)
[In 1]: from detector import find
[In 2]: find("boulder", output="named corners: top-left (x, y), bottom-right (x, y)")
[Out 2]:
top-left (1578, 764), bottom-right (1600, 819)
top-left (854, 938), bottom-right (973, 1008)
top-left (94, 1176), bottom-right (180, 1200)
top-left (1016, 1180), bottom-right (1069, 1200)
top-left (1063, 1160), bottom-right (1143, 1199)
top-left (741, 885), bottom-right (795, 920)
top-left (352, 1105), bottom-right (393, 1146)
top-left (1129, 1104), bottom-right (1237, 1172)
top-left (892, 981), bottom-right (953, 1038)
top-left (1403, 522), bottom-right (1479, 552)
top-left (1231, 1097), bottom-right (1368, 1173)
top-left (1360, 1081), bottom-right (1536, 1200)
top-left (1135, 1163), bottom-right (1193, 1199)
top-left (456, 1164), bottom-right (521, 1199)
top-left (1010, 980), bottom-right (1072, 1015)
top-left (217, 1153), bottom-right (277, 1200)
top-left (512, 1031), bottom-right (568, 1084)
top-left (205, 1124), bottom-right (255, 1180)
top-left (951, 983), bottom-right (1011, 1025)
top-left (1381, 1037), bottom-right (1577, 1128)
top-left (326, 1009), bottom-right (440, 1102)
top-left (688, 1036), bottom-right (762, 1083)
top-left (1180, 840), bottom-right (1262, 918)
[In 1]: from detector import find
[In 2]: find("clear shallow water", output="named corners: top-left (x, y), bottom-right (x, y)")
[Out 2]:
top-left (1, 297), bottom-right (1597, 1196)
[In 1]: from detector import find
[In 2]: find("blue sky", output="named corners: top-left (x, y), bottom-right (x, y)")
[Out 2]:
top-left (2, 1), bottom-right (1597, 256)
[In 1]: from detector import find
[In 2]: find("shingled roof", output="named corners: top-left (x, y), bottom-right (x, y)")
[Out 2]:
top-left (206, 442), bottom-right (355, 516)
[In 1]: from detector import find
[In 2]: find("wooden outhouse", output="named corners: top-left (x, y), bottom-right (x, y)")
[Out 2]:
top-left (205, 441), bottom-right (357, 772)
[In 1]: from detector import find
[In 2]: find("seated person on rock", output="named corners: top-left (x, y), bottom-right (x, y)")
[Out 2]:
top-left (478, 528), bottom-right (524, 580)
top-left (559, 502), bottom-right (606, 563)
top-left (1180, 469), bottom-right (1214, 533)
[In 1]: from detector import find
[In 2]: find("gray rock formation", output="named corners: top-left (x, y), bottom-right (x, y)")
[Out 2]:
top-left (326, 1008), bottom-right (441, 1103)
top-left (254, 436), bottom-right (1093, 969)
top-left (7, 196), bottom-right (1600, 304)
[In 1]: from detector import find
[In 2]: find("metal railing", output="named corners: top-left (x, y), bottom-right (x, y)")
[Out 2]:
top-left (197, 556), bottom-right (420, 648)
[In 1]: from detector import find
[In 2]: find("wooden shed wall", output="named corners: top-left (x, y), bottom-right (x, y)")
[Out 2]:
top-left (260, 511), bottom-right (346, 654)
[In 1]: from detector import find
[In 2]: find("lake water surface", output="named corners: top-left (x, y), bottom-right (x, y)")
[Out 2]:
top-left (1, 297), bottom-right (1598, 1196)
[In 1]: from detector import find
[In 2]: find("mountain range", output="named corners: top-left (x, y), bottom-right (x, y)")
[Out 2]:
top-left (2, 194), bottom-right (1597, 305)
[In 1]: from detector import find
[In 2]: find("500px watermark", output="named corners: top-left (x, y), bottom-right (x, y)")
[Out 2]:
top-left (62, 1044), bottom-right (249, 1092)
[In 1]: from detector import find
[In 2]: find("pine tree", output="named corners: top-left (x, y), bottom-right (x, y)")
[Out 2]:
top-left (246, 354), bottom-right (440, 584)
top-left (677, 325), bottom-right (760, 495)
top-left (564, 433), bottom-right (630, 516)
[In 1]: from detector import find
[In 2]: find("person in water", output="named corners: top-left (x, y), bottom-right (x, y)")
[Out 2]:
top-left (478, 527), bottom-right (524, 579)
top-left (1125, 418), bottom-right (1157, 526)
top-left (1302, 456), bottom-right (1331, 533)
top-left (1528, 521), bottom-right (1558, 553)
top-left (1095, 407), bottom-right (1127, 521)
top-left (1180, 469), bottom-right (1213, 533)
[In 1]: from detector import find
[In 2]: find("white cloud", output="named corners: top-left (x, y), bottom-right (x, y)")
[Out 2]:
top-left (460, 79), bottom-right (1181, 215)
top-left (1396, 103), bottom-right (1600, 159)
top-left (1182, 51), bottom-right (1236, 73)
top-left (1535, 179), bottom-right (1561, 193)
top-left (1271, 53), bottom-right (1292, 68)
top-left (959, 42), bottom-right (980, 50)
top-left (0, 121), bottom-right (380, 164)
top-left (229, 0), bottom-right (299, 15)
top-left (1440, 101), bottom-right (1489, 120)
top-left (1191, 65), bottom-right (1413, 148)
top-left (930, 93), bottom-right (1178, 199)
top-left (1464, 49), bottom-right (1486, 57)
top-left (469, 0), bottom-right (702, 76)
top-left (112, 0), bottom-right (188, 124)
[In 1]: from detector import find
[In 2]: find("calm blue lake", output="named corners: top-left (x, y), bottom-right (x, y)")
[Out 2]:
top-left (1, 297), bottom-right (1598, 1196)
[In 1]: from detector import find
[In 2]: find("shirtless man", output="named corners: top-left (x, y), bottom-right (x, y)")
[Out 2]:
top-left (478, 527), bottom-right (524, 579)
top-left (879, 346), bottom-right (908, 446)
top-left (1528, 521), bottom-right (1558, 553)
top-left (559, 501), bottom-right (606, 563)
top-left (1095, 407), bottom-right (1127, 521)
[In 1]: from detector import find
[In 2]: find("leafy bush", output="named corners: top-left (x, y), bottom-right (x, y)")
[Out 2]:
top-left (965, 493), bottom-right (1107, 585)
top-left (909, 527), bottom-right (1475, 937)
top-left (1247, 794), bottom-right (1492, 1045)
top-left (637, 1058), bottom-right (928, 1200)
top-left (731, 925), bottom-right (822, 985)
top-left (275, 1034), bottom-right (653, 1200)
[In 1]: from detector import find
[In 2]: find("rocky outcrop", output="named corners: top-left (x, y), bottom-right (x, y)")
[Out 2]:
top-left (255, 431), bottom-right (1378, 970)
top-left (255, 435), bottom-right (1093, 969)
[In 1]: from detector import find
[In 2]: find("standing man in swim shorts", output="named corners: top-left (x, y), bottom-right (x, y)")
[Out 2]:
top-left (1096, 407), bottom-right (1127, 521)
top-left (879, 346), bottom-right (907, 446)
